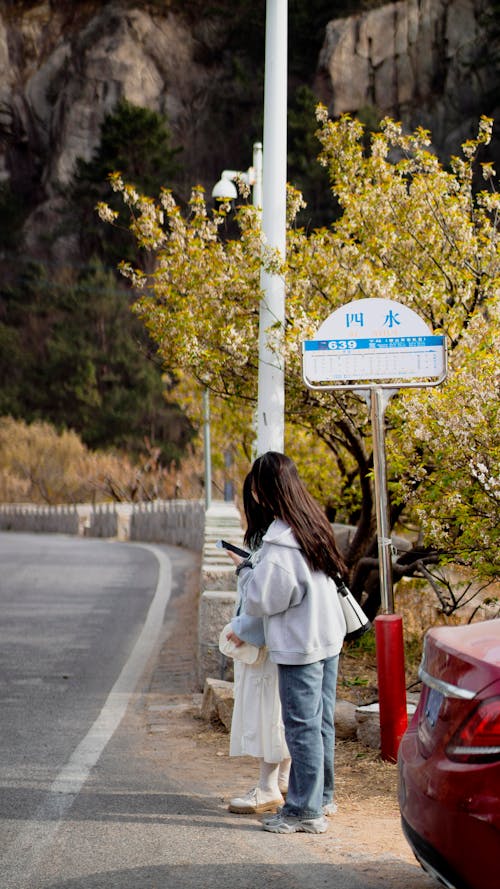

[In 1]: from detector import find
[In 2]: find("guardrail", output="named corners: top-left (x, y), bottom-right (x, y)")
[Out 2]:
top-left (0, 499), bottom-right (206, 552)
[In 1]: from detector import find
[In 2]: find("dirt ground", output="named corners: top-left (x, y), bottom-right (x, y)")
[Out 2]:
top-left (139, 550), bottom-right (435, 886)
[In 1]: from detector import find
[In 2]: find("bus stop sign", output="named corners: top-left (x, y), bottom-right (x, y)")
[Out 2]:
top-left (302, 297), bottom-right (446, 389)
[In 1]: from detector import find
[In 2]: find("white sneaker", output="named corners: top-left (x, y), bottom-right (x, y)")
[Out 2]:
top-left (262, 812), bottom-right (328, 834)
top-left (323, 802), bottom-right (338, 816)
top-left (263, 801), bottom-right (337, 821)
top-left (228, 786), bottom-right (284, 814)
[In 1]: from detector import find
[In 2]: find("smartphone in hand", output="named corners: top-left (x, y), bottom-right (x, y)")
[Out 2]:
top-left (215, 539), bottom-right (250, 558)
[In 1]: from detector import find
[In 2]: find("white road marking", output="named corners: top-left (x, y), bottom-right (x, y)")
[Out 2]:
top-left (2, 543), bottom-right (172, 889)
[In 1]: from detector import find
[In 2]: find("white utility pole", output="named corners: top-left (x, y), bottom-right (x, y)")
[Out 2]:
top-left (256, 0), bottom-right (287, 455)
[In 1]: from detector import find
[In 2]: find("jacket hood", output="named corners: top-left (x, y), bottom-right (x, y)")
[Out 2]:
top-left (262, 518), bottom-right (301, 549)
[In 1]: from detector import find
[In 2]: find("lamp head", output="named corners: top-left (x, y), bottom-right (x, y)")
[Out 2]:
top-left (212, 175), bottom-right (238, 201)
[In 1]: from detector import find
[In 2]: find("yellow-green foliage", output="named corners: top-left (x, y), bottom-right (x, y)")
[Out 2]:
top-left (99, 112), bottom-right (499, 581)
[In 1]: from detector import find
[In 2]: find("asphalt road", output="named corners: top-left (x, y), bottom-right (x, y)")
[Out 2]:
top-left (0, 532), bottom-right (435, 889)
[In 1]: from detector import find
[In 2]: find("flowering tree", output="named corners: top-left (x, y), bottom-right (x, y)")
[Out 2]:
top-left (99, 111), bottom-right (500, 617)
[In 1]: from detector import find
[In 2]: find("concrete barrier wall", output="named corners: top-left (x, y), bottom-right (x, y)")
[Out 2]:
top-left (198, 589), bottom-right (238, 684)
top-left (0, 503), bottom-right (82, 535)
top-left (0, 499), bottom-right (206, 552)
top-left (130, 500), bottom-right (205, 552)
top-left (196, 501), bottom-right (244, 688)
top-left (87, 503), bottom-right (119, 539)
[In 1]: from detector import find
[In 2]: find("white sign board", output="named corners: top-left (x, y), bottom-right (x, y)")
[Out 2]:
top-left (302, 298), bottom-right (446, 388)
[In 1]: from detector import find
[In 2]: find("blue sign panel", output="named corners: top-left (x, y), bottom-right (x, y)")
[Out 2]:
top-left (302, 335), bottom-right (446, 384)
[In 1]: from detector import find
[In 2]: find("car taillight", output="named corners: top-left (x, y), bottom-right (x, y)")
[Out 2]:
top-left (447, 696), bottom-right (500, 763)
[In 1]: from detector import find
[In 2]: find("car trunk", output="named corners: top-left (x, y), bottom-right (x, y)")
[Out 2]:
top-left (416, 621), bottom-right (500, 760)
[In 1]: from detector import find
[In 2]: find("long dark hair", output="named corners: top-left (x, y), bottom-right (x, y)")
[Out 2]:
top-left (242, 471), bottom-right (274, 551)
top-left (248, 451), bottom-right (347, 578)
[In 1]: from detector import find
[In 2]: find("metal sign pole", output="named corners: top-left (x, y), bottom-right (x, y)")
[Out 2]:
top-left (302, 298), bottom-right (448, 761)
top-left (203, 389), bottom-right (212, 511)
top-left (371, 387), bottom-right (396, 614)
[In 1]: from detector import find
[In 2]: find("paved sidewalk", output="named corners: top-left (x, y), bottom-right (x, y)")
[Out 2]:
top-left (139, 545), bottom-right (436, 889)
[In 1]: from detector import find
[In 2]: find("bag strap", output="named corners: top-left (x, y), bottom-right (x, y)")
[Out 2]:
top-left (334, 572), bottom-right (351, 598)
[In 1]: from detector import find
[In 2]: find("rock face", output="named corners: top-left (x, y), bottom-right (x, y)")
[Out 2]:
top-left (0, 1), bottom-right (498, 255)
top-left (0, 3), bottom-right (216, 185)
top-left (316, 0), bottom-right (499, 158)
top-left (0, 2), bottom-right (227, 254)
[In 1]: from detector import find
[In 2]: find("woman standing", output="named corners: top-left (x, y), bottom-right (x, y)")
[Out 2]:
top-left (236, 451), bottom-right (347, 834)
top-left (224, 473), bottom-right (291, 814)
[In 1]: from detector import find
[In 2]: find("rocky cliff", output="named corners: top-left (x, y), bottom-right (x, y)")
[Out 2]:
top-left (0, 2), bottom-right (234, 254)
top-left (0, 0), bottom-right (497, 256)
top-left (316, 0), bottom-right (499, 159)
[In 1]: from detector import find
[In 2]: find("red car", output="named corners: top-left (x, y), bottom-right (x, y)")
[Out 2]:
top-left (398, 618), bottom-right (500, 889)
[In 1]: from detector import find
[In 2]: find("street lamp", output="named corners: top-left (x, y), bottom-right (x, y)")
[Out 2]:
top-left (212, 142), bottom-right (263, 208)
top-left (208, 144), bottom-right (262, 504)
top-left (203, 388), bottom-right (212, 511)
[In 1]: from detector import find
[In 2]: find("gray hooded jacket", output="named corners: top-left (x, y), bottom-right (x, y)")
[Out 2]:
top-left (238, 518), bottom-right (346, 665)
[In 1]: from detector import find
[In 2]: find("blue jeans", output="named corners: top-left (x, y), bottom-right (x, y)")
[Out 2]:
top-left (278, 655), bottom-right (339, 820)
